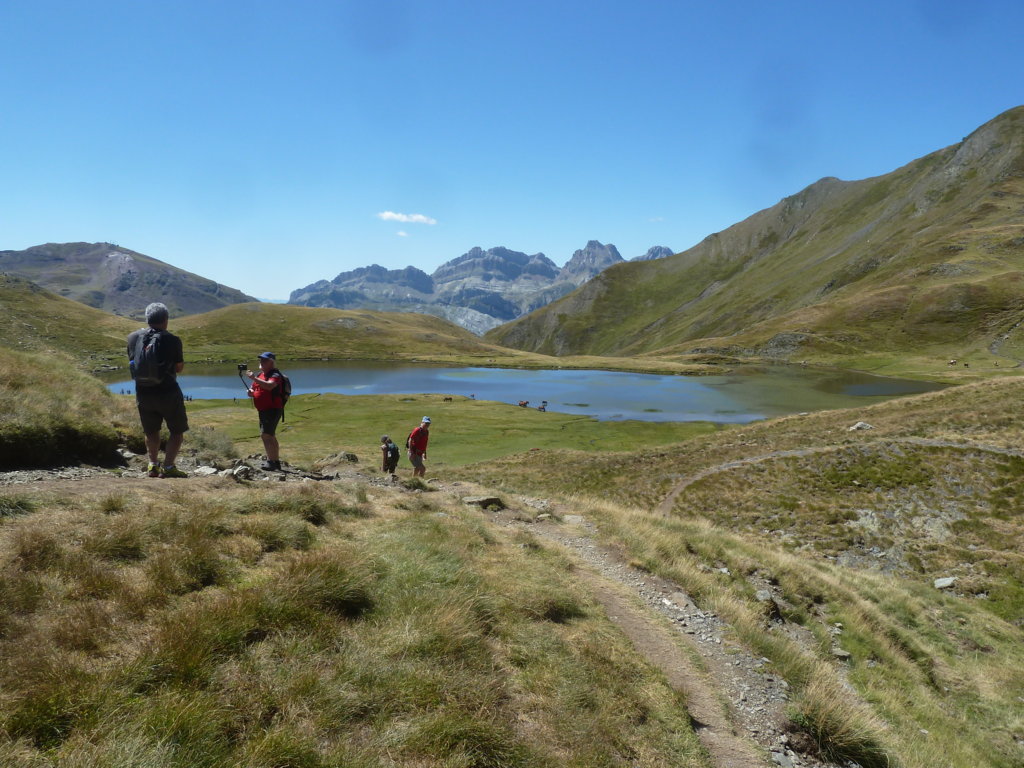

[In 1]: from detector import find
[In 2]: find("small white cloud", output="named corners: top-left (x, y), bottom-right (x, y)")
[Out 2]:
top-left (397, 230), bottom-right (409, 237)
top-left (648, 216), bottom-right (665, 223)
top-left (377, 211), bottom-right (437, 225)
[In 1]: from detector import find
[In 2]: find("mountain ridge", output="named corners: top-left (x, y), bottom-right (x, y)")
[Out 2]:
top-left (486, 105), bottom-right (1024, 365)
top-left (288, 240), bottom-right (671, 334)
top-left (0, 242), bottom-right (258, 320)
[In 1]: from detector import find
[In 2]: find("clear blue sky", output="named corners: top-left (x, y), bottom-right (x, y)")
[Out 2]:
top-left (2, 1), bottom-right (1022, 300)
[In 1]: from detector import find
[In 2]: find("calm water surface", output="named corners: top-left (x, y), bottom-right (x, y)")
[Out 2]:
top-left (103, 362), bottom-right (944, 423)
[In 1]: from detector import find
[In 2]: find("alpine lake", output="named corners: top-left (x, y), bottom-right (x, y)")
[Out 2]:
top-left (102, 361), bottom-right (945, 424)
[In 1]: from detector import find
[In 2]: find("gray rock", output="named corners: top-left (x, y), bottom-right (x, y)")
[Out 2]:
top-left (232, 465), bottom-right (254, 480)
top-left (193, 466), bottom-right (219, 476)
top-left (934, 576), bottom-right (958, 589)
top-left (848, 421), bottom-right (874, 431)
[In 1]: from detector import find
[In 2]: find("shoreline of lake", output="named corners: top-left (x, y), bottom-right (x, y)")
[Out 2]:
top-left (101, 361), bottom-right (946, 424)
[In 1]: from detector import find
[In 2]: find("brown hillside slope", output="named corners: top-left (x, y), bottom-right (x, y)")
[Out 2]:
top-left (0, 242), bottom-right (257, 319)
top-left (488, 106), bottom-right (1024, 364)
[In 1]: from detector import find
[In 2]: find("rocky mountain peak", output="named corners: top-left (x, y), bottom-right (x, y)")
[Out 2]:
top-left (632, 246), bottom-right (675, 262)
top-left (559, 241), bottom-right (624, 285)
top-left (0, 242), bottom-right (256, 319)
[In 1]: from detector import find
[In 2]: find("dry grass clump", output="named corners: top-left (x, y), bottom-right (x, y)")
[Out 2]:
top-left (791, 673), bottom-right (891, 767)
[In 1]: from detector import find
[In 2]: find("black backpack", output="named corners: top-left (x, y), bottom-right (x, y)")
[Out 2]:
top-left (275, 370), bottom-right (292, 408)
top-left (130, 329), bottom-right (165, 386)
top-left (269, 369), bottom-right (292, 419)
top-left (387, 442), bottom-right (400, 461)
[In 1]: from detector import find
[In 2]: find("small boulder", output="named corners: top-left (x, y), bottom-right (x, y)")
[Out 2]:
top-left (193, 466), bottom-right (219, 476)
top-left (755, 589), bottom-right (783, 623)
top-left (934, 576), bottom-right (958, 590)
top-left (232, 465), bottom-right (254, 481)
top-left (848, 421), bottom-right (874, 431)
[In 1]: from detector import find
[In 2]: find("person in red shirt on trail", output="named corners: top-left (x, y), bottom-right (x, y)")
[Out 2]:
top-left (245, 352), bottom-right (284, 471)
top-left (407, 417), bottom-right (430, 477)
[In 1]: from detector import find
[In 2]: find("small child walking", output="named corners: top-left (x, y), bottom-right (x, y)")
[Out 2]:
top-left (380, 435), bottom-right (399, 478)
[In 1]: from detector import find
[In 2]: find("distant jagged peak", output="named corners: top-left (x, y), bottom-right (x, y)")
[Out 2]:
top-left (329, 263), bottom-right (432, 287)
top-left (559, 240), bottom-right (624, 285)
top-left (288, 263), bottom-right (434, 303)
top-left (433, 246), bottom-right (559, 284)
top-left (632, 246), bottom-right (675, 262)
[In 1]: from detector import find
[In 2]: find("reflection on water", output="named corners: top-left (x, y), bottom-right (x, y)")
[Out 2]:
top-left (101, 362), bottom-right (944, 424)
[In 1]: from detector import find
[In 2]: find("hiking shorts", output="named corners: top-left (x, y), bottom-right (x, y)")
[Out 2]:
top-left (384, 456), bottom-right (398, 473)
top-left (258, 408), bottom-right (283, 436)
top-left (408, 451), bottom-right (424, 470)
top-left (136, 389), bottom-right (189, 435)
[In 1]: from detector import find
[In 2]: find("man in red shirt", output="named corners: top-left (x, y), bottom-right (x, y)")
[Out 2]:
top-left (407, 417), bottom-right (430, 477)
top-left (245, 352), bottom-right (284, 471)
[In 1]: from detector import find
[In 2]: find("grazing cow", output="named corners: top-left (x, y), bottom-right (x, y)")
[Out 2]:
top-left (443, 396), bottom-right (453, 402)
top-left (948, 359), bottom-right (957, 366)
top-left (518, 400), bottom-right (529, 408)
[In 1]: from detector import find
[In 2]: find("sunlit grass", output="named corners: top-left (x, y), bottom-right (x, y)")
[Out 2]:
top-left (0, 480), bottom-right (707, 766)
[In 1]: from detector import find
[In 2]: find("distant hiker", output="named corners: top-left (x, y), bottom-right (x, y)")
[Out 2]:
top-left (406, 417), bottom-right (431, 477)
top-left (381, 434), bottom-right (400, 477)
top-left (127, 302), bottom-right (188, 478)
top-left (244, 351), bottom-right (286, 471)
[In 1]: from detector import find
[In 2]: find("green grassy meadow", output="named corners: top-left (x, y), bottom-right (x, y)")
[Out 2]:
top-left (184, 393), bottom-right (726, 469)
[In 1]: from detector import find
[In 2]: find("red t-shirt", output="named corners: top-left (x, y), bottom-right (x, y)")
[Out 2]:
top-left (408, 426), bottom-right (429, 454)
top-left (252, 370), bottom-right (283, 411)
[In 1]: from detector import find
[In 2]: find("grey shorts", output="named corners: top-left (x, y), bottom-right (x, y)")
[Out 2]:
top-left (137, 389), bottom-right (189, 435)
top-left (258, 408), bottom-right (283, 436)
top-left (408, 451), bottom-right (424, 469)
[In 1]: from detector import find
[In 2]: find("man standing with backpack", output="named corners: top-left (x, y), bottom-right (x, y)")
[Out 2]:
top-left (127, 302), bottom-right (189, 478)
top-left (245, 351), bottom-right (286, 471)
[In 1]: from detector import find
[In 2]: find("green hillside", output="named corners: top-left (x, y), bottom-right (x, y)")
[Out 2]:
top-left (488, 106), bottom-right (1024, 374)
top-left (0, 274), bottom-right (137, 365)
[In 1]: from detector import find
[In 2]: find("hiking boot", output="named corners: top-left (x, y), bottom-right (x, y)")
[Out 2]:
top-left (261, 460), bottom-right (281, 471)
top-left (147, 462), bottom-right (162, 478)
top-left (160, 465), bottom-right (188, 478)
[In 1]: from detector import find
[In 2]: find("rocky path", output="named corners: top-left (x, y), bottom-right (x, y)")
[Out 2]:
top-left (491, 505), bottom-right (838, 768)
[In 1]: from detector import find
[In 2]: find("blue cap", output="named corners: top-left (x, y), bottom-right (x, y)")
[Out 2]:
top-left (258, 352), bottom-right (276, 360)
top-left (422, 416), bottom-right (431, 423)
